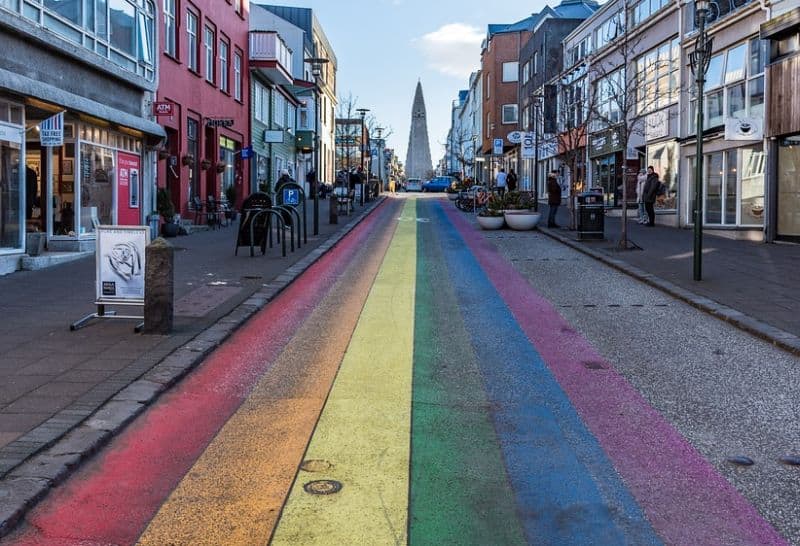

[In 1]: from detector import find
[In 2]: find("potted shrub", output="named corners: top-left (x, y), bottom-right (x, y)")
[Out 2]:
top-left (224, 185), bottom-right (238, 221)
top-left (157, 188), bottom-right (179, 237)
top-left (477, 193), bottom-right (505, 230)
top-left (216, 162), bottom-right (227, 174)
top-left (200, 158), bottom-right (212, 170)
top-left (503, 191), bottom-right (541, 230)
top-left (158, 149), bottom-right (170, 161)
top-left (181, 154), bottom-right (194, 167)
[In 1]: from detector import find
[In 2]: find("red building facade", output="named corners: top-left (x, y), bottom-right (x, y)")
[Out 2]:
top-left (156, 0), bottom-right (250, 218)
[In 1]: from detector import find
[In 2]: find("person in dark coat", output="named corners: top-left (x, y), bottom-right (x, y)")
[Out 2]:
top-left (507, 168), bottom-right (518, 192)
top-left (642, 166), bottom-right (660, 227)
top-left (546, 171), bottom-right (562, 228)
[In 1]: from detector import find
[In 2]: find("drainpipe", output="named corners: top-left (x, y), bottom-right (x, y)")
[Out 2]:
top-left (759, 0), bottom-right (772, 242)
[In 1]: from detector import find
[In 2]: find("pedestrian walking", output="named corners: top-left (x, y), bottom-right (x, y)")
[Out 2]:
top-left (389, 178), bottom-right (396, 193)
top-left (547, 171), bottom-right (561, 228)
top-left (635, 170), bottom-right (648, 224)
top-left (507, 168), bottom-right (518, 192)
top-left (306, 169), bottom-right (317, 198)
top-left (496, 168), bottom-right (508, 197)
top-left (642, 166), bottom-right (660, 227)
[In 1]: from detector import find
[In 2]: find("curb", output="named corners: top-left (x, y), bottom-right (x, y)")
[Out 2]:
top-left (0, 197), bottom-right (387, 538)
top-left (537, 226), bottom-right (800, 357)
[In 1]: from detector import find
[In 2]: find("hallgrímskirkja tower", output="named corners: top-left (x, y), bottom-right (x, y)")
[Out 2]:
top-left (404, 81), bottom-right (433, 180)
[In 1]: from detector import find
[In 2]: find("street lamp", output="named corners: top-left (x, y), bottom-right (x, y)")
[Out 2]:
top-left (689, 0), bottom-right (713, 281)
top-left (375, 126), bottom-right (384, 194)
top-left (356, 107), bottom-right (370, 206)
top-left (531, 93), bottom-right (544, 212)
top-left (304, 56), bottom-right (329, 233)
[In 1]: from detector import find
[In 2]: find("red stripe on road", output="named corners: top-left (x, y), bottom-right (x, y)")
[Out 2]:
top-left (6, 201), bottom-right (393, 546)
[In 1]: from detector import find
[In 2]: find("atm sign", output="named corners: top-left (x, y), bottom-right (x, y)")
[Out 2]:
top-left (153, 102), bottom-right (174, 116)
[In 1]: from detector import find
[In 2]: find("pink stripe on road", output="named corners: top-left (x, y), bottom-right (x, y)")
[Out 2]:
top-left (443, 205), bottom-right (788, 546)
top-left (6, 200), bottom-right (394, 546)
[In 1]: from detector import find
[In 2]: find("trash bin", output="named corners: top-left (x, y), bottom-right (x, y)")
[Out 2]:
top-left (577, 190), bottom-right (604, 240)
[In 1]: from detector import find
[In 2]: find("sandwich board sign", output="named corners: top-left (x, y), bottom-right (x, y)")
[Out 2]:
top-left (96, 225), bottom-right (149, 302)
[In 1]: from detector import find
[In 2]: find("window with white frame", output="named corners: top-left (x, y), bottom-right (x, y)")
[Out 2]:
top-left (204, 25), bottom-right (214, 83)
top-left (635, 37), bottom-right (679, 115)
top-left (632, 0), bottom-right (669, 27)
top-left (594, 11), bottom-right (623, 50)
top-left (219, 39), bottom-right (229, 92)
top-left (163, 0), bottom-right (176, 57)
top-left (595, 68), bottom-right (624, 126)
top-left (501, 104), bottom-right (518, 124)
top-left (274, 92), bottom-right (286, 127)
top-left (234, 50), bottom-right (242, 101)
top-left (522, 62), bottom-right (530, 84)
top-left (688, 38), bottom-right (766, 132)
top-left (288, 103), bottom-right (296, 133)
top-left (254, 82), bottom-right (269, 122)
top-left (186, 11), bottom-right (198, 71)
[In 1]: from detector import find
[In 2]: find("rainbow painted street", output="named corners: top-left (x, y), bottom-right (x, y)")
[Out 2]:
top-left (2, 196), bottom-right (794, 545)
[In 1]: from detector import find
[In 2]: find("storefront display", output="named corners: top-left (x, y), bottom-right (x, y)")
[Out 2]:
top-left (646, 141), bottom-right (678, 211)
top-left (777, 136), bottom-right (800, 238)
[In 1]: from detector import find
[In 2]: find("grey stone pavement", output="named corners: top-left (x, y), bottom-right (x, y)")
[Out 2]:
top-left (539, 204), bottom-right (800, 353)
top-left (0, 195), bottom-right (378, 477)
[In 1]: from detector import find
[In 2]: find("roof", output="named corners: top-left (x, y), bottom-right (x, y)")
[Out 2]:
top-left (553, 0), bottom-right (600, 19)
top-left (487, 14), bottom-right (540, 37)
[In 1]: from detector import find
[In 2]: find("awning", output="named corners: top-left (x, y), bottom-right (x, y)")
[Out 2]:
top-left (760, 8), bottom-right (800, 40)
top-left (0, 67), bottom-right (166, 142)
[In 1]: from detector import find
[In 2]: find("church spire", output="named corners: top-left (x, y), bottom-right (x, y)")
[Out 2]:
top-left (405, 81), bottom-right (433, 179)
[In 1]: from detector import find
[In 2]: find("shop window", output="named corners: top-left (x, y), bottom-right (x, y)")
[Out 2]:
top-left (740, 147), bottom-right (765, 225)
top-left (186, 10), bottom-right (198, 72)
top-left (163, 0), bottom-right (176, 57)
top-left (79, 143), bottom-right (114, 234)
top-left (647, 141), bottom-right (678, 210)
top-left (109, 0), bottom-right (135, 56)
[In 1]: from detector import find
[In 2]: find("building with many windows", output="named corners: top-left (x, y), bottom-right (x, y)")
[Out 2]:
top-left (155, 0), bottom-right (250, 220)
top-left (0, 0), bottom-right (164, 268)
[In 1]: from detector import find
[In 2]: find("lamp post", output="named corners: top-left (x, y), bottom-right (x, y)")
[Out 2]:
top-left (356, 107), bottom-right (370, 206)
top-left (531, 94), bottom-right (543, 212)
top-left (689, 0), bottom-right (713, 281)
top-left (304, 56), bottom-right (329, 233)
top-left (375, 126), bottom-right (384, 194)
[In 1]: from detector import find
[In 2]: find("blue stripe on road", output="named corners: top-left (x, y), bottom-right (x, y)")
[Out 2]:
top-left (427, 201), bottom-right (663, 545)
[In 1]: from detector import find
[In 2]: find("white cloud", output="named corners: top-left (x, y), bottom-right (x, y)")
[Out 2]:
top-left (414, 23), bottom-right (483, 78)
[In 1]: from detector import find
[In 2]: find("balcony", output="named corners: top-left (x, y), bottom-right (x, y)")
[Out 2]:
top-left (249, 31), bottom-right (293, 86)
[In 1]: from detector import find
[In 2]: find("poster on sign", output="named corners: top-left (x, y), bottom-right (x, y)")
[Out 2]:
top-left (117, 152), bottom-right (141, 224)
top-left (95, 226), bottom-right (149, 303)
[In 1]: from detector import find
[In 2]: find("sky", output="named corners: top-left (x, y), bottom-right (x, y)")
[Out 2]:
top-left (255, 0), bottom-right (550, 165)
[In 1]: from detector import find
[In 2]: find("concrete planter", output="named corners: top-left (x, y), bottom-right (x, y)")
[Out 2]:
top-left (504, 211), bottom-right (541, 230)
top-left (477, 215), bottom-right (505, 230)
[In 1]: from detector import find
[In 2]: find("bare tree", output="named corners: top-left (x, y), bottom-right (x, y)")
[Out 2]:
top-left (585, 9), bottom-right (679, 249)
top-left (336, 92), bottom-right (393, 174)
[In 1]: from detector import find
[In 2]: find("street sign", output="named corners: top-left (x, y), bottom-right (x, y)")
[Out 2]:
top-left (521, 132), bottom-right (535, 159)
top-left (152, 102), bottom-right (174, 116)
top-left (492, 138), bottom-right (503, 156)
top-left (241, 146), bottom-right (253, 159)
top-left (507, 131), bottom-right (523, 144)
top-left (39, 112), bottom-right (64, 147)
top-left (283, 188), bottom-right (300, 206)
top-left (264, 130), bottom-right (284, 143)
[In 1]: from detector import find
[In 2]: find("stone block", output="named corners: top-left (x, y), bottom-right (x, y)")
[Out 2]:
top-left (112, 380), bottom-right (162, 403)
top-left (143, 238), bottom-right (174, 334)
top-left (85, 400), bottom-right (143, 432)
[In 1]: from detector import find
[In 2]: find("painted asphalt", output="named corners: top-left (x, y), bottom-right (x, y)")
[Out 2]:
top-left (1, 195), bottom-right (794, 545)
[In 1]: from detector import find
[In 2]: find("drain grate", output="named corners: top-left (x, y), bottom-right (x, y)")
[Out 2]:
top-left (304, 480), bottom-right (343, 495)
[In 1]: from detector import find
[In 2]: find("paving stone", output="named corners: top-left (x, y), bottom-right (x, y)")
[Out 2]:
top-left (112, 380), bottom-right (163, 403)
top-left (0, 476), bottom-right (50, 536)
top-left (85, 400), bottom-right (144, 432)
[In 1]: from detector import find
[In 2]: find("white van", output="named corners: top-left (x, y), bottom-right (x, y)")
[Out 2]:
top-left (406, 178), bottom-right (422, 192)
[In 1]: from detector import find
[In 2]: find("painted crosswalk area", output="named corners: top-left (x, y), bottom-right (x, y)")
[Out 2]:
top-left (2, 197), bottom-right (789, 546)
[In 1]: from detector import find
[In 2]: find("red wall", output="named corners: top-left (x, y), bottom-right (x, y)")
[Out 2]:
top-left (156, 0), bottom-right (251, 218)
top-left (117, 152), bottom-right (141, 225)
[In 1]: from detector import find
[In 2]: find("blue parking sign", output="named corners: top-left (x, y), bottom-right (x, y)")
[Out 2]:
top-left (283, 188), bottom-right (299, 206)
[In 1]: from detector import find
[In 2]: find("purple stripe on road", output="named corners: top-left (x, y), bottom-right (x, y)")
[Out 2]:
top-left (443, 205), bottom-right (787, 546)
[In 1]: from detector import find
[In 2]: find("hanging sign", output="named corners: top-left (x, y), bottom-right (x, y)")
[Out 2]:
top-left (39, 111), bottom-right (64, 147)
top-left (95, 226), bottom-right (150, 303)
top-left (507, 130), bottom-right (524, 144)
top-left (264, 130), bottom-right (285, 143)
top-left (152, 102), bottom-right (174, 116)
top-left (521, 132), bottom-right (535, 159)
top-left (493, 138), bottom-right (504, 156)
top-left (725, 117), bottom-right (763, 141)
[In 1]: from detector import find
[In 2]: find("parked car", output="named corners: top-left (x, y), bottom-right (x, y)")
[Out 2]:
top-left (423, 176), bottom-right (454, 192)
top-left (406, 178), bottom-right (422, 192)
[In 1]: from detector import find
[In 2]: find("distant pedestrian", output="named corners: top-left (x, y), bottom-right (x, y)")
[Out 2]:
top-left (306, 169), bottom-right (317, 198)
top-left (496, 168), bottom-right (508, 197)
top-left (389, 178), bottom-right (396, 193)
top-left (547, 171), bottom-right (561, 228)
top-left (635, 170), bottom-right (648, 224)
top-left (507, 168), bottom-right (518, 192)
top-left (642, 166), bottom-right (660, 227)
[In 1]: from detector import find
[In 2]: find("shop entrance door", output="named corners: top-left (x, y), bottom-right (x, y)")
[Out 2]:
top-left (594, 155), bottom-right (617, 207)
top-left (778, 136), bottom-right (800, 238)
top-left (0, 130), bottom-right (22, 251)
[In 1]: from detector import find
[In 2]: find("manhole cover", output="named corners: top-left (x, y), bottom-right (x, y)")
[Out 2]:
top-left (304, 480), bottom-right (342, 495)
top-left (300, 459), bottom-right (333, 473)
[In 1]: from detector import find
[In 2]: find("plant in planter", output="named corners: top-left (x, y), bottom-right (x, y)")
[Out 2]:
top-left (200, 158), bottom-right (212, 170)
top-left (503, 191), bottom-right (541, 230)
top-left (157, 188), bottom-right (179, 237)
top-left (181, 154), bottom-right (194, 167)
top-left (216, 162), bottom-right (227, 174)
top-left (158, 149), bottom-right (171, 161)
top-left (477, 194), bottom-right (505, 230)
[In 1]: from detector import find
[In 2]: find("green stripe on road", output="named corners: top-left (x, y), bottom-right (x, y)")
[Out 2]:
top-left (409, 199), bottom-right (526, 546)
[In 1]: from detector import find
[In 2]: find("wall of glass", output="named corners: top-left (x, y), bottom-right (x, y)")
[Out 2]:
top-left (1, 0), bottom-right (156, 81)
top-left (688, 144), bottom-right (764, 227)
top-left (777, 136), bottom-right (800, 238)
top-left (647, 141), bottom-right (678, 210)
top-left (0, 100), bottom-right (24, 252)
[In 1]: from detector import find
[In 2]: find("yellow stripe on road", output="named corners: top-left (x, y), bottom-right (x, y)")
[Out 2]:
top-left (271, 200), bottom-right (417, 545)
